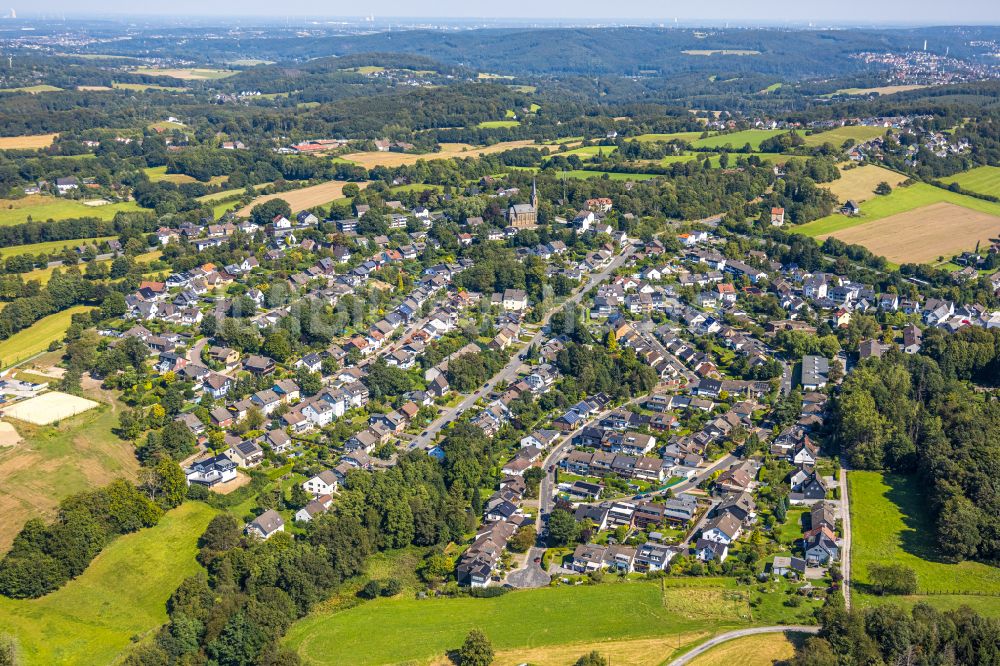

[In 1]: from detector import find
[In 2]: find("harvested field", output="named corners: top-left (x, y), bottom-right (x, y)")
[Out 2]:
top-left (3, 391), bottom-right (99, 425)
top-left (803, 125), bottom-right (888, 147)
top-left (687, 632), bottom-right (799, 665)
top-left (485, 634), bottom-right (709, 666)
top-left (0, 133), bottom-right (58, 149)
top-left (236, 180), bottom-right (368, 216)
top-left (819, 202), bottom-right (1000, 264)
top-left (823, 165), bottom-right (908, 203)
top-left (76, 85), bottom-right (112, 91)
top-left (133, 67), bottom-right (235, 80)
top-left (341, 140), bottom-right (536, 168)
top-left (831, 84), bottom-right (928, 96)
top-left (0, 421), bottom-right (21, 447)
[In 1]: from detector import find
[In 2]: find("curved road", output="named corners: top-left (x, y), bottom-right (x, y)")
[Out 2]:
top-left (667, 626), bottom-right (819, 666)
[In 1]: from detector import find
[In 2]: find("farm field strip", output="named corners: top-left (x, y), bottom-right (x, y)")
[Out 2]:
top-left (943, 165), bottom-right (1000, 198)
top-left (0, 306), bottom-right (93, 368)
top-left (235, 180), bottom-right (368, 216)
top-left (802, 126), bottom-right (888, 147)
top-left (0, 236), bottom-right (118, 259)
top-left (0, 195), bottom-right (141, 227)
top-left (340, 140), bottom-right (536, 169)
top-left (0, 133), bottom-right (58, 150)
top-left (821, 164), bottom-right (908, 203)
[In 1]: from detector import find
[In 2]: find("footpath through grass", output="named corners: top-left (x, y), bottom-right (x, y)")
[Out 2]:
top-left (849, 471), bottom-right (1000, 614)
top-left (0, 502), bottom-right (216, 665)
top-left (285, 576), bottom-right (815, 665)
top-left (793, 182), bottom-right (1000, 237)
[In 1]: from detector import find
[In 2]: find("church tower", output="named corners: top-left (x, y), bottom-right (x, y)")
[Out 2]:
top-left (531, 178), bottom-right (538, 210)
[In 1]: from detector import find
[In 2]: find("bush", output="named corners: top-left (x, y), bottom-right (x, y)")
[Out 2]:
top-left (380, 578), bottom-right (403, 597)
top-left (359, 579), bottom-right (382, 599)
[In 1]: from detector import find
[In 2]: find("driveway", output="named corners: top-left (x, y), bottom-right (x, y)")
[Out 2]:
top-left (506, 547), bottom-right (551, 588)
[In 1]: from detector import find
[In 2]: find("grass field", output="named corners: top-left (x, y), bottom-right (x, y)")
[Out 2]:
top-left (559, 170), bottom-right (660, 181)
top-left (802, 126), bottom-right (888, 147)
top-left (285, 577), bottom-right (814, 665)
top-left (794, 182), bottom-right (1000, 238)
top-left (477, 120), bottom-right (520, 128)
top-left (850, 471), bottom-right (1000, 613)
top-left (112, 82), bottom-right (186, 92)
top-left (0, 306), bottom-right (93, 368)
top-left (20, 249), bottom-right (161, 286)
top-left (683, 49), bottom-right (760, 56)
top-left (943, 165), bottom-right (1000, 198)
top-left (690, 130), bottom-right (786, 150)
top-left (0, 133), bottom-right (58, 150)
top-left (0, 389), bottom-right (138, 551)
top-left (822, 164), bottom-right (908, 203)
top-left (0, 195), bottom-right (141, 226)
top-left (687, 632), bottom-right (800, 666)
top-left (550, 145), bottom-right (619, 159)
top-left (144, 166), bottom-right (225, 186)
top-left (631, 132), bottom-right (706, 143)
top-left (341, 140), bottom-right (536, 169)
top-left (235, 180), bottom-right (368, 216)
top-left (133, 67), bottom-right (235, 80)
top-left (0, 85), bottom-right (63, 94)
top-left (0, 502), bottom-right (216, 664)
top-left (0, 236), bottom-right (117, 259)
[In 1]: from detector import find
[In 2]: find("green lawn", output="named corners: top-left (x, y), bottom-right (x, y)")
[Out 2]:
top-left (0, 85), bottom-right (63, 94)
top-left (802, 126), bottom-right (887, 147)
top-left (794, 182), bottom-right (1000, 237)
top-left (286, 577), bottom-right (812, 665)
top-left (943, 165), bottom-right (1000, 198)
top-left (0, 502), bottom-right (216, 665)
top-left (0, 305), bottom-right (93, 367)
top-left (0, 235), bottom-right (117, 259)
top-left (690, 129), bottom-right (786, 150)
top-left (850, 471), bottom-right (1000, 611)
top-left (552, 145), bottom-right (619, 159)
top-left (631, 132), bottom-right (706, 143)
top-left (477, 120), bottom-right (520, 128)
top-left (112, 82), bottom-right (185, 92)
top-left (0, 196), bottom-right (141, 226)
top-left (559, 170), bottom-right (660, 181)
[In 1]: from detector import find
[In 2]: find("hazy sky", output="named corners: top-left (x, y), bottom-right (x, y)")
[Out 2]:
top-left (24, 0), bottom-right (1000, 24)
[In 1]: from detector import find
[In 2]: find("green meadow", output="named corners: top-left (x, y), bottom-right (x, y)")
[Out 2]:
top-left (943, 165), bottom-right (1000, 198)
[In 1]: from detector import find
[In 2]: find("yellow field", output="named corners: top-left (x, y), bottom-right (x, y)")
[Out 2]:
top-left (76, 85), bottom-right (112, 91)
top-left (133, 67), bottom-right (235, 80)
top-left (832, 85), bottom-right (928, 96)
top-left (820, 202), bottom-right (1000, 264)
top-left (823, 164), bottom-right (908, 203)
top-left (236, 180), bottom-right (369, 216)
top-left (687, 633), bottom-right (798, 666)
top-left (0, 133), bottom-right (58, 150)
top-left (341, 140), bottom-right (536, 169)
top-left (478, 633), bottom-right (710, 666)
top-left (145, 166), bottom-right (226, 186)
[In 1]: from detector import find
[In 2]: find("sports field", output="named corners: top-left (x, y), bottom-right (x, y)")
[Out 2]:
top-left (341, 140), bottom-right (536, 169)
top-left (0, 502), bottom-right (216, 665)
top-left (822, 164), bottom-right (907, 203)
top-left (943, 165), bottom-right (1000, 198)
top-left (0, 392), bottom-right (138, 552)
top-left (795, 182), bottom-right (1000, 237)
top-left (802, 126), bottom-right (887, 147)
top-left (850, 471), bottom-right (1000, 614)
top-left (3, 391), bottom-right (99, 425)
top-left (235, 180), bottom-right (369, 216)
top-left (0, 195), bottom-right (141, 226)
top-left (0, 306), bottom-right (93, 368)
top-left (0, 133), bottom-right (58, 150)
top-left (690, 130), bottom-right (786, 150)
top-left (822, 202), bottom-right (1000, 264)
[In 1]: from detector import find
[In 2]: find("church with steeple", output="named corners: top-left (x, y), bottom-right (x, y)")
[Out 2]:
top-left (506, 179), bottom-right (538, 228)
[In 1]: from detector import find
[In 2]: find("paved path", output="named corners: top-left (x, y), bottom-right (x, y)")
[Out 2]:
top-left (839, 461), bottom-right (852, 609)
top-left (666, 626), bottom-right (819, 666)
top-left (506, 546), bottom-right (550, 588)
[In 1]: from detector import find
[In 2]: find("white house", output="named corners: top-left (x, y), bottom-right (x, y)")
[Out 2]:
top-left (302, 470), bottom-right (339, 496)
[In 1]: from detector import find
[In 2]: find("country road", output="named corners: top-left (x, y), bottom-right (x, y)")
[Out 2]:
top-left (666, 626), bottom-right (819, 666)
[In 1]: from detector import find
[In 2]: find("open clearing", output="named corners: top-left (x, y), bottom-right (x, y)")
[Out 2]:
top-left (795, 182), bottom-right (1000, 238)
top-left (0, 133), bottom-right (58, 150)
top-left (0, 195), bottom-right (141, 226)
top-left (802, 125), bottom-right (888, 147)
top-left (113, 82), bottom-right (186, 92)
top-left (822, 164), bottom-right (908, 203)
top-left (2, 391), bottom-right (99, 425)
top-left (850, 471), bottom-right (1000, 614)
top-left (0, 392), bottom-right (139, 552)
top-left (0, 502), bottom-right (215, 665)
top-left (631, 132), bottom-right (706, 143)
top-left (285, 577), bottom-right (816, 665)
top-left (690, 130), bottom-right (786, 150)
top-left (815, 202), bottom-right (1000, 264)
top-left (341, 140), bottom-right (536, 169)
top-left (0, 85), bottom-right (63, 94)
top-left (0, 421), bottom-right (21, 447)
top-left (144, 165), bottom-right (226, 186)
top-left (687, 632), bottom-right (799, 666)
top-left (943, 165), bottom-right (1000, 198)
top-left (235, 180), bottom-right (368, 216)
top-left (133, 67), bottom-right (235, 80)
top-left (831, 84), bottom-right (928, 96)
top-left (0, 306), bottom-right (93, 368)
top-left (0, 236), bottom-right (116, 261)
top-left (477, 120), bottom-right (520, 128)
